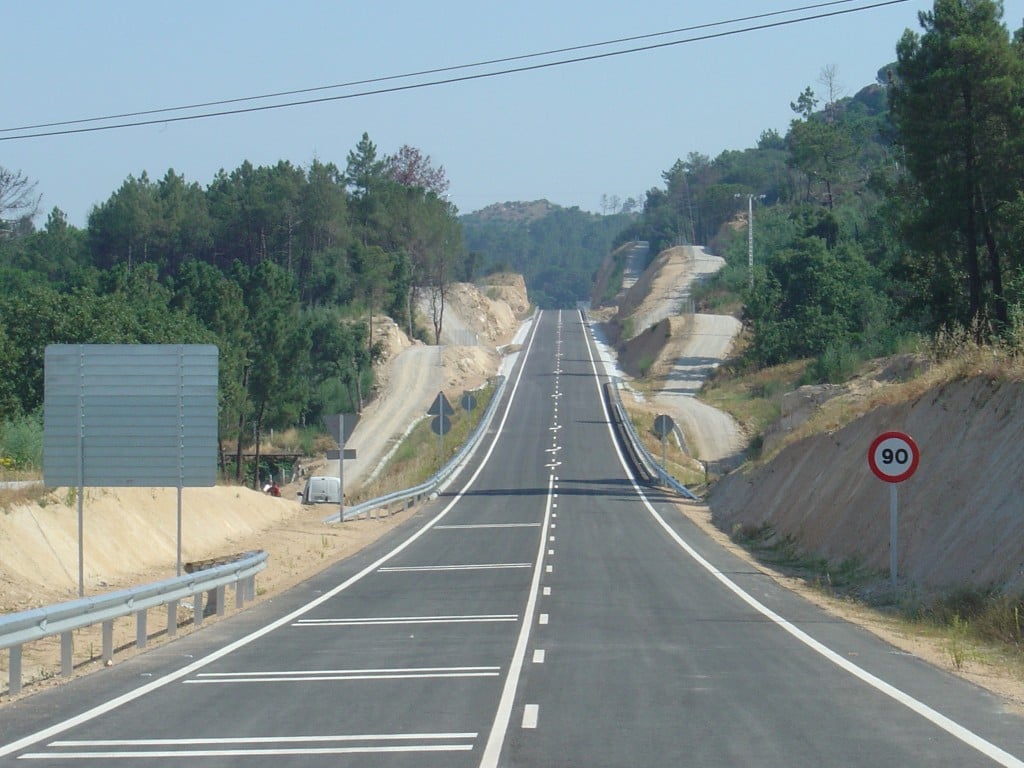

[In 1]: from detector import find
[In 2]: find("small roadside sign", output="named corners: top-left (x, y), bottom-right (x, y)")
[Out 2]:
top-left (868, 430), bottom-right (920, 590)
top-left (431, 415), bottom-right (452, 436)
top-left (323, 413), bottom-right (359, 445)
top-left (461, 392), bottom-right (478, 412)
top-left (326, 449), bottom-right (358, 460)
top-left (428, 392), bottom-right (455, 416)
top-left (868, 431), bottom-right (919, 483)
top-left (653, 414), bottom-right (675, 438)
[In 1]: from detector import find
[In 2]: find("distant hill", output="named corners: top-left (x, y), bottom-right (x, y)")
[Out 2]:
top-left (463, 200), bottom-right (561, 224)
top-left (461, 200), bottom-right (635, 309)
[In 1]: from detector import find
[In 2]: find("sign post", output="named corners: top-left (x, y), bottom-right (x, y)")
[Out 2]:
top-left (324, 413), bottom-right (359, 521)
top-left (428, 392), bottom-right (455, 466)
top-left (867, 431), bottom-right (920, 590)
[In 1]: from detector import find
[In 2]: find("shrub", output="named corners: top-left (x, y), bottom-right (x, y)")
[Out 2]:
top-left (1, 413), bottom-right (43, 470)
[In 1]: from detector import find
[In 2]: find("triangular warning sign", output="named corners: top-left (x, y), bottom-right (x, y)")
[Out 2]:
top-left (427, 392), bottom-right (455, 416)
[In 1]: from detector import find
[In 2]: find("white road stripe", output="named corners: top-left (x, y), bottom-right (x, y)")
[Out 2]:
top-left (522, 705), bottom-right (539, 729)
top-left (533, 650), bottom-right (546, 664)
top-left (378, 563), bottom-right (531, 573)
top-left (23, 744), bottom-right (474, 759)
top-left (194, 667), bottom-right (496, 679)
top-left (479, 473), bottom-right (555, 767)
top-left (49, 733), bottom-right (473, 745)
top-left (293, 614), bottom-right (517, 627)
top-left (51, 732), bottom-right (477, 747)
top-left (434, 523), bottom-right (541, 529)
top-left (185, 671), bottom-right (499, 684)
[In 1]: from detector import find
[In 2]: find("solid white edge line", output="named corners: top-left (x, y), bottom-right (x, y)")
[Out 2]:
top-left (578, 309), bottom-right (1024, 768)
top-left (0, 310), bottom-right (547, 760)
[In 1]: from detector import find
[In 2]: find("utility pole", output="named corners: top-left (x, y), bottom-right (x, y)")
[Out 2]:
top-left (735, 193), bottom-right (765, 290)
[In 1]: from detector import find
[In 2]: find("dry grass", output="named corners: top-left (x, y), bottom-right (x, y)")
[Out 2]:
top-left (701, 341), bottom-right (1024, 466)
top-left (0, 484), bottom-right (48, 513)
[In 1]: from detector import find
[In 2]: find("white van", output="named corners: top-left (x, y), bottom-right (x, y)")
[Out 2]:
top-left (298, 475), bottom-right (342, 505)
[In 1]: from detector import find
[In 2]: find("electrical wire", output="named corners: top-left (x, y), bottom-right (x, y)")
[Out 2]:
top-left (0, 0), bottom-right (876, 134)
top-left (0, 0), bottom-right (908, 142)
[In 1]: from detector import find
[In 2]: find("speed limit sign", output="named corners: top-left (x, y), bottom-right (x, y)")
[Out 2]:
top-left (868, 431), bottom-right (919, 483)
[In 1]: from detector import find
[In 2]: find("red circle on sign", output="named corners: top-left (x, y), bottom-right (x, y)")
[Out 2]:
top-left (868, 431), bottom-right (919, 483)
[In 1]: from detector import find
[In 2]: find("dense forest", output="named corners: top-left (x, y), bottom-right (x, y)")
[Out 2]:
top-left (619, 0), bottom-right (1024, 379)
top-left (461, 201), bottom-right (635, 308)
top-left (2, 0), bottom-right (1023, 475)
top-left (0, 134), bottom-right (471, 480)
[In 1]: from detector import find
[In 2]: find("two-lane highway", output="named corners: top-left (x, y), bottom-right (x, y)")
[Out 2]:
top-left (3, 309), bottom-right (1024, 766)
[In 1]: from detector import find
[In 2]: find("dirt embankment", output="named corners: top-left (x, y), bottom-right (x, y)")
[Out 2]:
top-left (597, 244), bottom-right (745, 466)
top-left (711, 374), bottom-right (1024, 591)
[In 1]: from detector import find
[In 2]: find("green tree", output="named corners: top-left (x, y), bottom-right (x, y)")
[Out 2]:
top-left (234, 260), bottom-right (309, 486)
top-left (788, 86), bottom-right (857, 209)
top-left (87, 173), bottom-right (159, 271)
top-left (346, 132), bottom-right (386, 245)
top-left (891, 0), bottom-right (1024, 333)
top-left (297, 159), bottom-right (351, 306)
top-left (172, 260), bottom-right (252, 472)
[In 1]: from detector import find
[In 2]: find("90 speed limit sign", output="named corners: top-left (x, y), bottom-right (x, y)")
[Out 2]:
top-left (868, 431), bottom-right (919, 483)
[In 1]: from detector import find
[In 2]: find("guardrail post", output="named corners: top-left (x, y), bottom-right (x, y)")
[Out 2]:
top-left (9, 645), bottom-right (22, 695)
top-left (216, 586), bottom-right (226, 617)
top-left (136, 609), bottom-right (148, 649)
top-left (193, 592), bottom-right (204, 627)
top-left (61, 630), bottom-right (73, 677)
top-left (102, 620), bottom-right (113, 663)
top-left (235, 581), bottom-right (244, 609)
top-left (166, 600), bottom-right (178, 638)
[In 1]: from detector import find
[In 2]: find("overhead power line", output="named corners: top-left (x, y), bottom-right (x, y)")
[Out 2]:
top-left (0, 0), bottom-right (877, 134)
top-left (0, 0), bottom-right (908, 142)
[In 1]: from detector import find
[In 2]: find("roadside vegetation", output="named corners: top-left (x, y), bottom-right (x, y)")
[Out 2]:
top-left (349, 383), bottom-right (496, 506)
top-left (733, 520), bottom-right (1024, 677)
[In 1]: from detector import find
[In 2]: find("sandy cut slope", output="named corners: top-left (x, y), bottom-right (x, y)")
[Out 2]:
top-left (710, 375), bottom-right (1024, 591)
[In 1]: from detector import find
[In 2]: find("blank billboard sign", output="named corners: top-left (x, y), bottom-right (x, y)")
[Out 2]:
top-left (44, 345), bottom-right (218, 487)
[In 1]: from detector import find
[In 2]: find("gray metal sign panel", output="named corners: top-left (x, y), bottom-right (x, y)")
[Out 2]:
top-left (323, 413), bottom-right (359, 445)
top-left (44, 344), bottom-right (219, 487)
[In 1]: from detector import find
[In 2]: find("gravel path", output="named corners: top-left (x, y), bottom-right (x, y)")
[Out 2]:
top-left (653, 312), bottom-right (745, 470)
top-left (625, 245), bottom-right (745, 471)
top-left (323, 345), bottom-right (442, 492)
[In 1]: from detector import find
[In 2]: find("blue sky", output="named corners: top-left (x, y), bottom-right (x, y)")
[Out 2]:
top-left (4, 0), bottom-right (1024, 226)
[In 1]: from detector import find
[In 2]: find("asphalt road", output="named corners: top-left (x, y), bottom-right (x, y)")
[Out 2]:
top-left (3, 310), bottom-right (1024, 766)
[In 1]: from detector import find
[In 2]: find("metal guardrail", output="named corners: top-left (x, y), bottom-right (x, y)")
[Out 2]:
top-left (328, 374), bottom-right (509, 523)
top-left (580, 308), bottom-right (699, 500)
top-left (1, 550), bottom-right (267, 696)
top-left (607, 378), bottom-right (701, 501)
